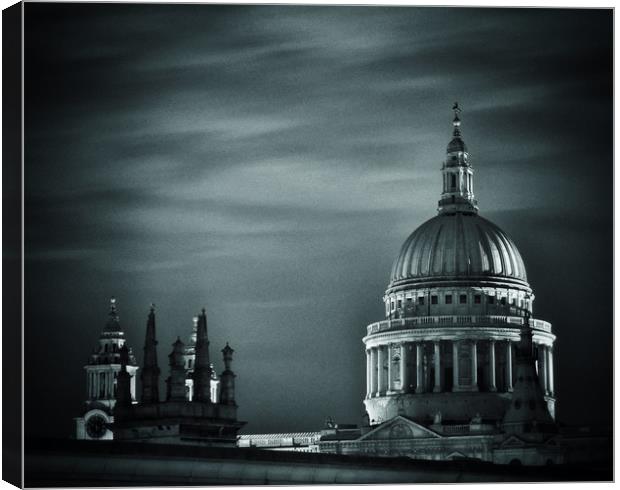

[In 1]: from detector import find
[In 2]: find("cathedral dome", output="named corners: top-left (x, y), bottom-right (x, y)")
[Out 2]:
top-left (390, 212), bottom-right (528, 287)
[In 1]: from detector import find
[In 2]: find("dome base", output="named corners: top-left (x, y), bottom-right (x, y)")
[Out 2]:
top-left (364, 392), bottom-right (511, 427)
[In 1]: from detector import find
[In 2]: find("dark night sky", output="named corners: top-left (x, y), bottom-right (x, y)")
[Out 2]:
top-left (24, 4), bottom-right (612, 439)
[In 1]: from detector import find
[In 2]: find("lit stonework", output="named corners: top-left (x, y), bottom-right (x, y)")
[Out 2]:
top-left (184, 315), bottom-right (220, 403)
top-left (74, 298), bottom-right (139, 440)
top-left (363, 104), bottom-right (556, 426)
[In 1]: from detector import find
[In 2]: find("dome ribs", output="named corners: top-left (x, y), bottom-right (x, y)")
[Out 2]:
top-left (497, 230), bottom-right (517, 278)
top-left (389, 214), bottom-right (529, 287)
top-left (432, 224), bottom-right (452, 275)
top-left (462, 214), bottom-right (480, 274)
top-left (475, 223), bottom-right (492, 274)
top-left (455, 213), bottom-right (467, 274)
top-left (430, 221), bottom-right (445, 275)
top-left (402, 222), bottom-right (426, 279)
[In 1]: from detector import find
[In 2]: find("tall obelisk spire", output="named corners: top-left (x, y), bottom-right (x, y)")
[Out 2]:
top-left (192, 308), bottom-right (213, 403)
top-left (140, 304), bottom-right (160, 404)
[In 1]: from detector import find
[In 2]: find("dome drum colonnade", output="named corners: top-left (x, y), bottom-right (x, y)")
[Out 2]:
top-left (362, 104), bottom-right (556, 425)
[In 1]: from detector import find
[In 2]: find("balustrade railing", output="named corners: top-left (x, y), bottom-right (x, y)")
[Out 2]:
top-left (439, 424), bottom-right (470, 434)
top-left (366, 315), bottom-right (552, 335)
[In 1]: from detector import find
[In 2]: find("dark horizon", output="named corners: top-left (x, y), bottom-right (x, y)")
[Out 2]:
top-left (24, 4), bottom-right (612, 439)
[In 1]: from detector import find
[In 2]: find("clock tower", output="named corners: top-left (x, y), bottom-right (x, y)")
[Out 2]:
top-left (74, 297), bottom-right (139, 440)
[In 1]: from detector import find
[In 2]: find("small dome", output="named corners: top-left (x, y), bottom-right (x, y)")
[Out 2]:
top-left (389, 213), bottom-right (528, 287)
top-left (447, 137), bottom-right (467, 153)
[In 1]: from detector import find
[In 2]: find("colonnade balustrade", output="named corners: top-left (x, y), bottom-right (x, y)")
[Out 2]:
top-left (365, 340), bottom-right (554, 399)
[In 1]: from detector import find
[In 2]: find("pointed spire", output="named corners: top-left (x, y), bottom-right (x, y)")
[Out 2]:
top-left (140, 303), bottom-right (160, 404)
top-left (438, 102), bottom-right (478, 215)
top-left (192, 307), bottom-right (213, 403)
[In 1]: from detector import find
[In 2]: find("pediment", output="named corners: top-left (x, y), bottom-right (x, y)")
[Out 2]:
top-left (500, 435), bottom-right (526, 448)
top-left (545, 436), bottom-right (560, 446)
top-left (358, 416), bottom-right (441, 441)
top-left (446, 451), bottom-right (467, 460)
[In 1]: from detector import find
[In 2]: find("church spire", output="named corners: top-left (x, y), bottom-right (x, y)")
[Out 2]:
top-left (192, 308), bottom-right (213, 403)
top-left (438, 102), bottom-right (478, 215)
top-left (140, 303), bottom-right (160, 404)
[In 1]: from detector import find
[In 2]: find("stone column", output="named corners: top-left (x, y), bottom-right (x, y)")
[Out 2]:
top-left (452, 341), bottom-right (460, 391)
top-left (433, 341), bottom-right (442, 392)
top-left (539, 345), bottom-right (548, 394)
top-left (130, 373), bottom-right (136, 400)
top-left (366, 349), bottom-right (371, 398)
top-left (387, 344), bottom-right (393, 393)
top-left (547, 347), bottom-right (555, 396)
top-left (506, 341), bottom-right (513, 392)
top-left (377, 345), bottom-right (385, 395)
top-left (370, 348), bottom-right (378, 396)
top-left (470, 341), bottom-right (478, 391)
top-left (95, 371), bottom-right (100, 399)
top-left (488, 340), bottom-right (497, 392)
top-left (415, 342), bottom-right (424, 394)
top-left (400, 343), bottom-right (409, 393)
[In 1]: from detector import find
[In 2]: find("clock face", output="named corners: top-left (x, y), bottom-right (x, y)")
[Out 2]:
top-left (86, 414), bottom-right (108, 439)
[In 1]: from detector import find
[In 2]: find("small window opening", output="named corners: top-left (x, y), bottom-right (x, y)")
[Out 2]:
top-left (431, 295), bottom-right (438, 305)
top-left (459, 294), bottom-right (467, 304)
top-left (445, 295), bottom-right (453, 304)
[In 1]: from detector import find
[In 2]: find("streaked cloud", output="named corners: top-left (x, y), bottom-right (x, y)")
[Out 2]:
top-left (24, 4), bottom-right (612, 437)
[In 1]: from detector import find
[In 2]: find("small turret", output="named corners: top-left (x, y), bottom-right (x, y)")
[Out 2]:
top-left (219, 343), bottom-right (236, 406)
top-left (140, 304), bottom-right (160, 404)
top-left (116, 344), bottom-right (132, 408)
top-left (166, 337), bottom-right (187, 402)
top-left (192, 308), bottom-right (213, 403)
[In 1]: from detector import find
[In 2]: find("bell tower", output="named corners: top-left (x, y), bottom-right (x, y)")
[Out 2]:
top-left (74, 297), bottom-right (139, 440)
